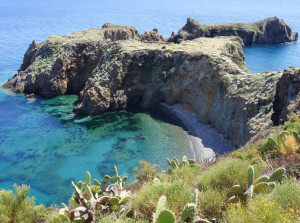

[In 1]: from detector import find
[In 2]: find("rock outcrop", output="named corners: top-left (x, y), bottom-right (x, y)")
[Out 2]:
top-left (2, 24), bottom-right (299, 146)
top-left (140, 29), bottom-right (167, 42)
top-left (272, 67), bottom-right (300, 125)
top-left (169, 17), bottom-right (298, 45)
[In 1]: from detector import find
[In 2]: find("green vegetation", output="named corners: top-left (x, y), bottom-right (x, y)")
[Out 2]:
top-left (0, 116), bottom-right (299, 222)
top-left (227, 166), bottom-right (285, 204)
top-left (0, 184), bottom-right (49, 223)
top-left (225, 197), bottom-right (298, 223)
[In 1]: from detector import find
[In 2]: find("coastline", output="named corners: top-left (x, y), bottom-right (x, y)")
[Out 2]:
top-left (160, 103), bottom-right (234, 163)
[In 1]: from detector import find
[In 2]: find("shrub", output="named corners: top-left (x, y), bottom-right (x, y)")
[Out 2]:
top-left (134, 160), bottom-right (158, 183)
top-left (131, 181), bottom-right (193, 220)
top-left (225, 197), bottom-right (298, 223)
top-left (283, 116), bottom-right (300, 132)
top-left (279, 135), bottom-right (299, 155)
top-left (197, 158), bottom-right (260, 193)
top-left (198, 189), bottom-right (226, 219)
top-left (270, 178), bottom-right (300, 211)
top-left (231, 146), bottom-right (264, 165)
top-left (0, 184), bottom-right (47, 223)
top-left (44, 210), bottom-right (65, 223)
top-left (168, 164), bottom-right (203, 187)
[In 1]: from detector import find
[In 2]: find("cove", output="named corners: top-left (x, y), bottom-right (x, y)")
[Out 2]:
top-left (0, 91), bottom-right (193, 205)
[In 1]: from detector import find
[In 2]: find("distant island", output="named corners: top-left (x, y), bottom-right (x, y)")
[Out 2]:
top-left (2, 17), bottom-right (299, 148)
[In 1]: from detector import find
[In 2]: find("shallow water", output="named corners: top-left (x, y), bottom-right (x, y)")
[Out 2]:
top-left (0, 0), bottom-right (299, 205)
top-left (0, 90), bottom-right (192, 205)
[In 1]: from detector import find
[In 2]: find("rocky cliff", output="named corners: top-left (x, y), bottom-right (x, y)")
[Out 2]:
top-left (169, 17), bottom-right (298, 45)
top-left (2, 24), bottom-right (300, 146)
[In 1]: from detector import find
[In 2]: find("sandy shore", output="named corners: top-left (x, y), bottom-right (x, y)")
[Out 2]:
top-left (160, 103), bottom-right (234, 163)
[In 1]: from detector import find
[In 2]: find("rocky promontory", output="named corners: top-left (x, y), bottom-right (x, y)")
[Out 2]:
top-left (169, 17), bottom-right (298, 45)
top-left (2, 23), bottom-right (300, 146)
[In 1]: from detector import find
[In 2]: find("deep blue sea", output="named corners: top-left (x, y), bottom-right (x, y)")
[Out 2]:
top-left (0, 0), bottom-right (299, 205)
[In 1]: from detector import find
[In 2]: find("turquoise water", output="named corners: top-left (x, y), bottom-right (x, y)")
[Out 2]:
top-left (0, 89), bottom-right (192, 205)
top-left (0, 0), bottom-right (299, 205)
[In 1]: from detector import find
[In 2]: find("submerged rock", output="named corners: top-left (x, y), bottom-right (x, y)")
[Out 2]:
top-left (169, 17), bottom-right (298, 45)
top-left (2, 23), bottom-right (299, 146)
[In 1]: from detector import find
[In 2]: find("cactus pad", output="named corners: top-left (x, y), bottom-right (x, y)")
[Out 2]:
top-left (171, 160), bottom-right (178, 169)
top-left (119, 195), bottom-right (130, 205)
top-left (248, 166), bottom-right (254, 186)
top-left (93, 179), bottom-right (101, 187)
top-left (267, 137), bottom-right (278, 147)
top-left (181, 203), bottom-right (197, 222)
top-left (156, 196), bottom-right (167, 217)
top-left (254, 175), bottom-right (269, 185)
top-left (173, 158), bottom-right (179, 167)
top-left (193, 189), bottom-right (198, 205)
top-left (188, 159), bottom-right (195, 165)
top-left (153, 178), bottom-right (161, 184)
top-left (167, 158), bottom-right (171, 166)
top-left (245, 185), bottom-right (253, 201)
top-left (269, 167), bottom-right (286, 182)
top-left (253, 182), bottom-right (268, 193)
top-left (158, 210), bottom-right (176, 223)
top-left (231, 185), bottom-right (244, 195)
top-left (227, 196), bottom-right (239, 203)
top-left (85, 171), bottom-right (91, 185)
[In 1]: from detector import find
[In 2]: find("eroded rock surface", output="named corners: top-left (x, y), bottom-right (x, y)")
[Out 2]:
top-left (272, 68), bottom-right (300, 124)
top-left (169, 17), bottom-right (298, 45)
top-left (2, 24), bottom-right (299, 146)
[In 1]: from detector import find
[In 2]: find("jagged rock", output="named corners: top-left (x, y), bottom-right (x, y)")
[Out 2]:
top-left (169, 17), bottom-right (298, 45)
top-left (272, 67), bottom-right (300, 124)
top-left (2, 24), bottom-right (299, 146)
top-left (140, 28), bottom-right (167, 42)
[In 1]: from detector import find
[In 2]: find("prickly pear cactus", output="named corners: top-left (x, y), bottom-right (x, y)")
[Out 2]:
top-left (158, 210), bottom-right (176, 223)
top-left (269, 167), bottom-right (286, 182)
top-left (155, 196), bottom-right (167, 217)
top-left (181, 203), bottom-right (197, 222)
top-left (253, 182), bottom-right (268, 193)
top-left (231, 185), bottom-right (244, 195)
top-left (228, 165), bottom-right (286, 204)
top-left (245, 185), bottom-right (253, 201)
top-left (255, 175), bottom-right (269, 185)
top-left (85, 171), bottom-right (91, 185)
top-left (248, 166), bottom-right (254, 186)
top-left (167, 158), bottom-right (172, 166)
top-left (171, 160), bottom-right (178, 169)
top-left (193, 189), bottom-right (198, 205)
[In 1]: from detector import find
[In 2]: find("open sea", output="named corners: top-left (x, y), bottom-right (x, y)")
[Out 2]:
top-left (0, 0), bottom-right (299, 205)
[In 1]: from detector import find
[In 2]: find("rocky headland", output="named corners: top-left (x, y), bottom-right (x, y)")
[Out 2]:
top-left (2, 20), bottom-right (300, 147)
top-left (169, 17), bottom-right (298, 45)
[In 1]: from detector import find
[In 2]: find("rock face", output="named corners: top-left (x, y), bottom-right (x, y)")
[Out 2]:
top-left (272, 67), bottom-right (300, 125)
top-left (169, 17), bottom-right (298, 45)
top-left (2, 24), bottom-right (299, 146)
